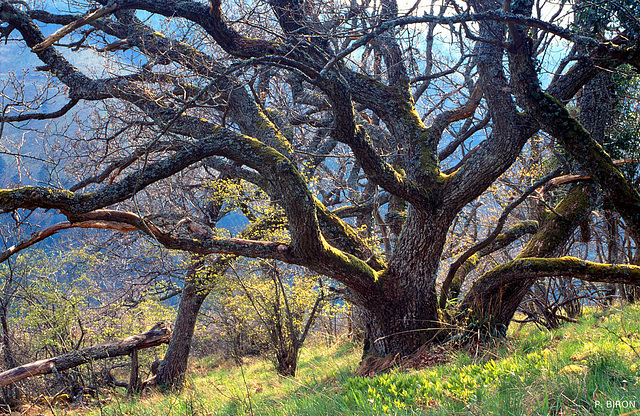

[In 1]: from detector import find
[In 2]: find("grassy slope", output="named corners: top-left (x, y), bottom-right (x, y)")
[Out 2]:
top-left (74, 304), bottom-right (640, 416)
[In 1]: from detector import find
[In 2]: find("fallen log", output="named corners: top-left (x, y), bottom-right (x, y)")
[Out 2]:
top-left (0, 322), bottom-right (172, 388)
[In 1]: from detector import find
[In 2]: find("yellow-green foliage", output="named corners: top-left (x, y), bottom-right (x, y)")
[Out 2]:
top-left (78, 341), bottom-right (361, 416)
top-left (4, 248), bottom-right (175, 363)
top-left (343, 350), bottom-right (549, 413)
top-left (205, 259), bottom-right (327, 360)
top-left (6, 249), bottom-right (104, 355)
top-left (206, 178), bottom-right (248, 214)
top-left (207, 178), bottom-right (289, 241)
top-left (71, 305), bottom-right (640, 416)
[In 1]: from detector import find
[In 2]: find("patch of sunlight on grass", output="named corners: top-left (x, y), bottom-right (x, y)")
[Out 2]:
top-left (74, 340), bottom-right (362, 416)
top-left (63, 305), bottom-right (640, 415)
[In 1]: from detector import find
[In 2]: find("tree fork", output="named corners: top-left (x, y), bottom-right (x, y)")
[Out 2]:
top-left (459, 184), bottom-right (595, 328)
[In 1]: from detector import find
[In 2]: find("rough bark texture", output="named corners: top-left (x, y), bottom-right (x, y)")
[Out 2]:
top-left (2, 0), bottom-right (640, 365)
top-left (156, 283), bottom-right (209, 388)
top-left (461, 185), bottom-right (596, 329)
top-left (362, 207), bottom-right (452, 356)
top-left (0, 323), bottom-right (171, 388)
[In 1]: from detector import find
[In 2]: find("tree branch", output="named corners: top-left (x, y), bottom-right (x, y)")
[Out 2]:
top-left (0, 220), bottom-right (137, 263)
top-left (477, 256), bottom-right (640, 289)
top-left (508, 31), bottom-right (640, 242)
top-left (0, 99), bottom-right (79, 122)
top-left (31, 3), bottom-right (117, 51)
top-left (440, 168), bottom-right (560, 308)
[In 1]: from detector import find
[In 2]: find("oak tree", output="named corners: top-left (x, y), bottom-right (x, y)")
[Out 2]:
top-left (2, 0), bottom-right (640, 388)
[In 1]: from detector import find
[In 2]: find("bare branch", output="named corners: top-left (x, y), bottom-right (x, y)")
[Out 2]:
top-left (0, 98), bottom-right (79, 122)
top-left (31, 4), bottom-right (118, 52)
top-left (440, 168), bottom-right (561, 308)
top-left (0, 220), bottom-right (137, 263)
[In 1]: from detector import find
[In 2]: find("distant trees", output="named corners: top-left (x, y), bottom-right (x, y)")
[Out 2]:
top-left (0, 248), bottom-right (175, 396)
top-left (1, 0), bottom-right (640, 389)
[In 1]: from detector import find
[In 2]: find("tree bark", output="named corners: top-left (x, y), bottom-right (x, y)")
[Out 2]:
top-left (0, 323), bottom-right (171, 388)
top-left (362, 207), bottom-right (451, 356)
top-left (3, 0), bottom-right (640, 364)
top-left (0, 301), bottom-right (18, 402)
top-left (461, 184), bottom-right (596, 330)
top-left (127, 349), bottom-right (139, 395)
top-left (156, 282), bottom-right (209, 388)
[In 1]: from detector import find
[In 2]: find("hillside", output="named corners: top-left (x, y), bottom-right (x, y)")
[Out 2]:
top-left (47, 304), bottom-right (640, 416)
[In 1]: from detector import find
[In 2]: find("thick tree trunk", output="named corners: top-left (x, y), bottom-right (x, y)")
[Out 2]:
top-left (362, 207), bottom-right (450, 356)
top-left (156, 282), bottom-right (209, 388)
top-left (0, 323), bottom-right (171, 388)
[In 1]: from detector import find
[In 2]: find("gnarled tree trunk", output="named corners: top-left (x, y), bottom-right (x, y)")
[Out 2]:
top-left (362, 207), bottom-right (451, 356)
top-left (4, 0), bottom-right (640, 375)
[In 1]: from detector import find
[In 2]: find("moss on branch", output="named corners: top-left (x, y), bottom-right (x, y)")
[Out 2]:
top-left (480, 256), bottom-right (640, 286)
top-left (0, 186), bottom-right (85, 214)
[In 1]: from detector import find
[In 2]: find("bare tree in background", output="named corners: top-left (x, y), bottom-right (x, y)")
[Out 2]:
top-left (2, 0), bottom-right (640, 388)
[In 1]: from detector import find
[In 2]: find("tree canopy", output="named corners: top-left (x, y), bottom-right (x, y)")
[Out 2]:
top-left (2, 0), bottom-right (640, 370)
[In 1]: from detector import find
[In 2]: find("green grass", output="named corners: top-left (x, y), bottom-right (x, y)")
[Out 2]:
top-left (67, 304), bottom-right (640, 416)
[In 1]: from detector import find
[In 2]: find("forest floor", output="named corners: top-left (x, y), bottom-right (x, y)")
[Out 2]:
top-left (33, 303), bottom-right (640, 415)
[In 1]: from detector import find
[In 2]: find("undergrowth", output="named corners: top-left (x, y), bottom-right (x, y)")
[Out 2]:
top-left (54, 304), bottom-right (640, 416)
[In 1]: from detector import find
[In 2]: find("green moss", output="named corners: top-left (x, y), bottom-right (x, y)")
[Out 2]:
top-left (323, 240), bottom-right (380, 284)
top-left (0, 186), bottom-right (76, 203)
top-left (413, 125), bottom-right (450, 186)
top-left (467, 253), bottom-right (480, 268)
top-left (315, 199), bottom-right (378, 254)
top-left (253, 110), bottom-right (294, 155)
top-left (518, 185), bottom-right (592, 258)
top-left (494, 220), bottom-right (538, 244)
top-left (242, 134), bottom-right (288, 165)
top-left (484, 256), bottom-right (640, 283)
